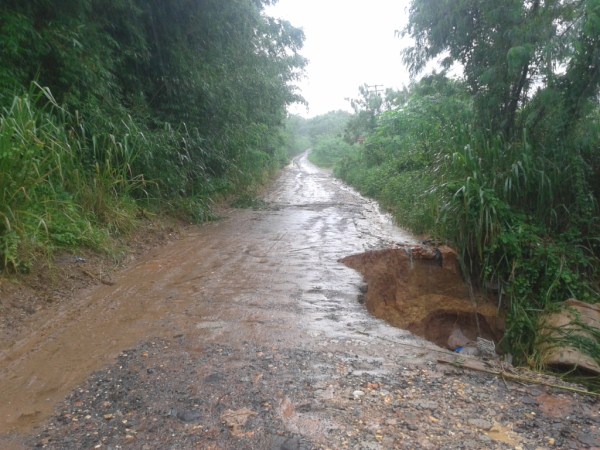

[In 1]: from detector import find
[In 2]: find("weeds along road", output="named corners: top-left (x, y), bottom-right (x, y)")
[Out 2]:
top-left (0, 152), bottom-right (598, 449)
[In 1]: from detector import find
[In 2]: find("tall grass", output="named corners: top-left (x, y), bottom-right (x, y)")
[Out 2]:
top-left (0, 82), bottom-right (294, 272)
top-left (0, 85), bottom-right (154, 270)
top-left (429, 124), bottom-right (599, 363)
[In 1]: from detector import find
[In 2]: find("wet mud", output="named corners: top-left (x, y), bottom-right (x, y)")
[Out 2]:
top-left (0, 152), bottom-right (598, 449)
top-left (341, 247), bottom-right (505, 349)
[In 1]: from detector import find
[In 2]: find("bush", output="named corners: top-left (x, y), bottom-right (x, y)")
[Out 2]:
top-left (309, 137), bottom-right (354, 168)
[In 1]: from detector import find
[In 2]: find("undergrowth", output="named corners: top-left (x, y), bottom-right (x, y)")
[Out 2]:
top-left (0, 0), bottom-right (305, 273)
top-left (305, 75), bottom-right (600, 371)
top-left (0, 86), bottom-right (112, 271)
top-left (0, 84), bottom-right (286, 272)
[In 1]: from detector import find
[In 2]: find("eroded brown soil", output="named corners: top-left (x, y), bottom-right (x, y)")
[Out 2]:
top-left (0, 153), bottom-right (598, 449)
top-left (341, 247), bottom-right (505, 349)
top-left (0, 219), bottom-right (189, 434)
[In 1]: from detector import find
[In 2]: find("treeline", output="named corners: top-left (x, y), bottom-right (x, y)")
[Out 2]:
top-left (301, 0), bottom-right (600, 365)
top-left (0, 0), bottom-right (305, 269)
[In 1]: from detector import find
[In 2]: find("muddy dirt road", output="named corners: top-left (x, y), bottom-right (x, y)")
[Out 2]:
top-left (0, 153), bottom-right (598, 449)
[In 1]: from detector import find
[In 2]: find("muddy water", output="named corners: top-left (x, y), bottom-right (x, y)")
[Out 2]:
top-left (0, 152), bottom-right (430, 436)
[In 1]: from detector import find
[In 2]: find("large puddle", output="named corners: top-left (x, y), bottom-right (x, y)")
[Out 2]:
top-left (341, 245), bottom-right (505, 350)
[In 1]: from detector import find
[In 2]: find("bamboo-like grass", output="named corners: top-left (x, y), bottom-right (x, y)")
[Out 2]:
top-left (434, 124), bottom-right (599, 365)
top-left (0, 85), bottom-right (147, 271)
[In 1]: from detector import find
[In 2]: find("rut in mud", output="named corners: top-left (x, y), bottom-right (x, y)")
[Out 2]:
top-left (0, 152), bottom-right (598, 450)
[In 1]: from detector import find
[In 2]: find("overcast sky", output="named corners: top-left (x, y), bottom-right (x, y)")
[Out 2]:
top-left (265, 0), bottom-right (413, 117)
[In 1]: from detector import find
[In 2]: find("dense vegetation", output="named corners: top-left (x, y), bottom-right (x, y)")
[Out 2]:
top-left (304, 110), bottom-right (352, 167)
top-left (302, 0), bottom-right (600, 367)
top-left (0, 0), bottom-right (305, 270)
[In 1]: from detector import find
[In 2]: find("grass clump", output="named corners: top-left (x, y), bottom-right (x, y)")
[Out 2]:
top-left (0, 86), bottom-right (144, 270)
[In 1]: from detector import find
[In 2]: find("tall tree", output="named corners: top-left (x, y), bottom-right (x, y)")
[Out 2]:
top-left (343, 84), bottom-right (384, 143)
top-left (0, 0), bottom-right (306, 180)
top-left (403, 0), bottom-right (600, 138)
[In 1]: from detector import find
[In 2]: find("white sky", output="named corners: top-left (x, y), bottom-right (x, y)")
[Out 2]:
top-left (265, 0), bottom-right (413, 117)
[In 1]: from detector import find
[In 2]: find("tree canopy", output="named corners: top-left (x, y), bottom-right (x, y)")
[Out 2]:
top-left (404, 0), bottom-right (600, 138)
top-left (0, 0), bottom-right (306, 269)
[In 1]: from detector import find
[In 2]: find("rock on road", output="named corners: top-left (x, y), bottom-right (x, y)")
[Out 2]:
top-left (0, 153), bottom-right (598, 449)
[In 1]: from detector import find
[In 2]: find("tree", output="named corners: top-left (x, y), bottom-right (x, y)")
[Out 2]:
top-left (305, 110), bottom-right (351, 144)
top-left (403, 0), bottom-right (600, 139)
top-left (0, 0), bottom-right (306, 184)
top-left (344, 84), bottom-right (385, 143)
top-left (0, 0), bottom-right (307, 269)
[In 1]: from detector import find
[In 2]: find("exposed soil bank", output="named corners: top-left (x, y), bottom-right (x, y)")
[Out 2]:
top-left (341, 246), bottom-right (505, 350)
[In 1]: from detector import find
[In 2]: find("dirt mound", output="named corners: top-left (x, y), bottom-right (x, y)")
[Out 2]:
top-left (340, 246), bottom-right (504, 349)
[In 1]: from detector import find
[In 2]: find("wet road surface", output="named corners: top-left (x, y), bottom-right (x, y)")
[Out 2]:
top-left (0, 153), bottom-right (598, 449)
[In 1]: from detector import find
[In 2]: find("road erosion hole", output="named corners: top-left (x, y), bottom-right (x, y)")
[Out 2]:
top-left (340, 246), bottom-right (504, 349)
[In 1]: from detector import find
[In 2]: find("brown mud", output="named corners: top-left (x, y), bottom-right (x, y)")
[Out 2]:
top-left (0, 152), bottom-right (598, 449)
top-left (341, 247), bottom-right (505, 349)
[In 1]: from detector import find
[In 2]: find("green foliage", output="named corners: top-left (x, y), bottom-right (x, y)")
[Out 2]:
top-left (403, 0), bottom-right (600, 139)
top-left (416, 99), bottom-right (599, 362)
top-left (0, 88), bottom-right (111, 270)
top-left (335, 150), bottom-right (436, 235)
top-left (281, 115), bottom-right (311, 157)
top-left (316, 58), bottom-right (600, 366)
top-left (0, 0), bottom-right (306, 270)
top-left (282, 111), bottom-right (353, 167)
top-left (334, 76), bottom-right (471, 234)
top-left (344, 85), bottom-right (385, 143)
top-left (307, 137), bottom-right (352, 169)
top-left (305, 110), bottom-right (352, 145)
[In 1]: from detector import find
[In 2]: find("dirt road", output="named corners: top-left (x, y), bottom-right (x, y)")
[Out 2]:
top-left (0, 153), bottom-right (598, 449)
